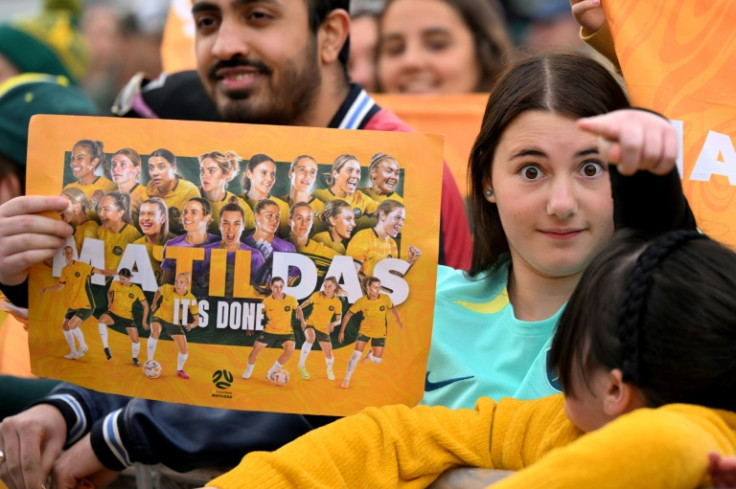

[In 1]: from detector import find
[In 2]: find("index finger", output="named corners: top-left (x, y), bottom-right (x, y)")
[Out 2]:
top-left (0, 196), bottom-right (69, 218)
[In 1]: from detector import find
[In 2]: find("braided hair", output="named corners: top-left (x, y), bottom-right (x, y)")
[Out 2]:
top-left (550, 229), bottom-right (736, 411)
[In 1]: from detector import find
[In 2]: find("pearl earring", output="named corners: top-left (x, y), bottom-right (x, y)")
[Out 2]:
top-left (485, 189), bottom-right (493, 197)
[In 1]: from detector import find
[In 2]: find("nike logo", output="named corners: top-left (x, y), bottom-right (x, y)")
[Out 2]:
top-left (425, 371), bottom-right (474, 392)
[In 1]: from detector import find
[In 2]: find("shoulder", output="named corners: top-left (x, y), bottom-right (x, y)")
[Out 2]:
top-left (363, 107), bottom-right (416, 134)
top-left (436, 263), bottom-right (507, 302)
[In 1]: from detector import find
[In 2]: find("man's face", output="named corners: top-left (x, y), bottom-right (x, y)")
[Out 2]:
top-left (192, 0), bottom-right (323, 125)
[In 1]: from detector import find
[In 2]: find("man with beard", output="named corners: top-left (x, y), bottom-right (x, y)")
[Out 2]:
top-left (0, 1), bottom-right (472, 488)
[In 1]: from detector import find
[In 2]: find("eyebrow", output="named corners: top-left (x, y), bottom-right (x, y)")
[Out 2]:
top-left (509, 147), bottom-right (599, 160)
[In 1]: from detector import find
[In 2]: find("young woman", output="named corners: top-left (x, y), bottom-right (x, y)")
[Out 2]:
top-left (62, 139), bottom-right (116, 213)
top-left (338, 276), bottom-right (402, 389)
top-left (288, 202), bottom-right (338, 283)
top-left (312, 200), bottom-right (356, 254)
top-left (358, 153), bottom-right (403, 204)
top-left (296, 276), bottom-right (345, 381)
top-left (97, 268), bottom-right (149, 365)
top-left (241, 277), bottom-right (305, 384)
top-left (421, 53), bottom-right (693, 410)
top-left (244, 199), bottom-right (297, 285)
top-left (109, 148), bottom-right (148, 225)
top-left (59, 188), bottom-right (98, 254)
top-left (133, 197), bottom-right (173, 284)
top-left (145, 148), bottom-right (199, 235)
top-left (280, 155), bottom-right (324, 213)
top-left (206, 229), bottom-right (735, 488)
top-left (345, 199), bottom-right (421, 277)
top-left (148, 272), bottom-right (199, 379)
top-left (160, 197), bottom-right (218, 297)
top-left (377, 0), bottom-right (512, 94)
top-left (313, 155), bottom-right (378, 221)
top-left (241, 154), bottom-right (291, 237)
top-left (198, 150), bottom-right (255, 235)
top-left (96, 191), bottom-right (142, 270)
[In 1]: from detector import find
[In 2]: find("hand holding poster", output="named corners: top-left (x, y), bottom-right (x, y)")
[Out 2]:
top-left (26, 115), bottom-right (442, 416)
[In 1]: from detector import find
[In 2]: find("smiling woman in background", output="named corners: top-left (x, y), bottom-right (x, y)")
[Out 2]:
top-left (377, 0), bottom-right (512, 94)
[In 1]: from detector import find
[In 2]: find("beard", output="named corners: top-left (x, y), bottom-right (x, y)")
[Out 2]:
top-left (207, 39), bottom-right (322, 126)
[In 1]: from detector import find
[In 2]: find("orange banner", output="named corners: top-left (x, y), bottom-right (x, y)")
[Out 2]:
top-left (26, 116), bottom-right (443, 416)
top-left (606, 1), bottom-right (736, 246)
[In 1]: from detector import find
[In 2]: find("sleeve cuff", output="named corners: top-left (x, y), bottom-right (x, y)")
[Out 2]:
top-left (90, 409), bottom-right (133, 471)
top-left (32, 393), bottom-right (91, 447)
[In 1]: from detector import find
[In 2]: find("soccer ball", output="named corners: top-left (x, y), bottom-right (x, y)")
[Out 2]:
top-left (143, 360), bottom-right (162, 379)
top-left (270, 368), bottom-right (290, 386)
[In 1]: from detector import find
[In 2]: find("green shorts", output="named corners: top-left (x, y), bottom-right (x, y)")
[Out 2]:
top-left (305, 326), bottom-right (331, 343)
top-left (255, 331), bottom-right (296, 347)
top-left (154, 318), bottom-right (185, 337)
top-left (105, 311), bottom-right (136, 329)
top-left (65, 308), bottom-right (94, 321)
top-left (357, 334), bottom-right (386, 347)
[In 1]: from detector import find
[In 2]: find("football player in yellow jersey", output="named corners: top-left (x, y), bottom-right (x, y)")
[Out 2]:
top-left (134, 198), bottom-right (174, 284)
top-left (241, 277), bottom-right (305, 384)
top-left (62, 139), bottom-right (117, 213)
top-left (358, 153), bottom-right (404, 204)
top-left (97, 268), bottom-right (149, 365)
top-left (59, 188), bottom-right (98, 254)
top-left (280, 155), bottom-right (324, 215)
top-left (41, 246), bottom-right (115, 360)
top-left (96, 192), bottom-right (142, 270)
top-left (338, 276), bottom-right (402, 388)
top-left (312, 200), bottom-right (356, 254)
top-left (110, 148), bottom-right (149, 226)
top-left (296, 276), bottom-right (344, 380)
top-left (288, 202), bottom-right (338, 284)
top-left (313, 154), bottom-right (379, 220)
top-left (198, 150), bottom-right (256, 235)
top-left (346, 199), bottom-right (421, 277)
top-left (242, 154), bottom-right (291, 238)
top-left (149, 272), bottom-right (199, 379)
top-left (145, 148), bottom-right (200, 235)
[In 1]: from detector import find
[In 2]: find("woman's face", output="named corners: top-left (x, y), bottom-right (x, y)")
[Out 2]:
top-left (289, 157), bottom-right (318, 193)
top-left (182, 200), bottom-right (211, 234)
top-left (255, 204), bottom-right (280, 235)
top-left (332, 208), bottom-right (356, 240)
top-left (148, 156), bottom-right (176, 190)
top-left (378, 0), bottom-right (479, 94)
top-left (379, 206), bottom-right (406, 238)
top-left (111, 154), bottom-right (140, 187)
top-left (70, 144), bottom-right (99, 180)
top-left (247, 161), bottom-right (277, 196)
top-left (119, 275), bottom-right (132, 286)
top-left (219, 210), bottom-right (245, 246)
top-left (98, 196), bottom-right (125, 230)
top-left (290, 206), bottom-right (313, 239)
top-left (138, 202), bottom-right (165, 236)
top-left (200, 158), bottom-right (227, 193)
top-left (323, 280), bottom-right (337, 297)
top-left (366, 280), bottom-right (381, 299)
top-left (174, 274), bottom-right (189, 294)
top-left (488, 110), bottom-right (614, 281)
top-left (332, 159), bottom-right (361, 196)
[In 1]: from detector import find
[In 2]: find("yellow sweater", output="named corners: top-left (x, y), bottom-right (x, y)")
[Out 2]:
top-left (208, 394), bottom-right (736, 488)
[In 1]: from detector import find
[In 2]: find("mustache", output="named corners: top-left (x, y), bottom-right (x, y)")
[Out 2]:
top-left (208, 55), bottom-right (272, 80)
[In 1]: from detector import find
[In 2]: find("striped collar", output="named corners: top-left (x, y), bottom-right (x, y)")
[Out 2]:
top-left (328, 83), bottom-right (381, 130)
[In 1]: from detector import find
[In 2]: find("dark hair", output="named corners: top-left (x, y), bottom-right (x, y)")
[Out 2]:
top-left (220, 202), bottom-right (245, 221)
top-left (324, 154), bottom-right (359, 187)
top-left (119, 268), bottom-right (132, 277)
top-left (550, 230), bottom-right (736, 412)
top-left (271, 276), bottom-right (285, 286)
top-left (101, 191), bottom-right (132, 224)
top-left (378, 0), bottom-right (511, 92)
top-left (150, 148), bottom-right (177, 167)
top-left (289, 201), bottom-right (313, 219)
top-left (254, 198), bottom-right (280, 215)
top-left (363, 275), bottom-right (380, 289)
top-left (468, 53), bottom-right (630, 276)
top-left (308, 0), bottom-right (350, 78)
top-left (73, 139), bottom-right (107, 178)
top-left (376, 198), bottom-right (403, 218)
top-left (186, 197), bottom-right (213, 217)
top-left (243, 154), bottom-right (276, 193)
top-left (320, 199), bottom-right (352, 224)
top-left (140, 197), bottom-right (170, 241)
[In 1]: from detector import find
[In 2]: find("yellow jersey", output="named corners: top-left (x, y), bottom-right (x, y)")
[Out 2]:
top-left (345, 228), bottom-right (398, 276)
top-left (133, 234), bottom-right (172, 284)
top-left (60, 261), bottom-right (96, 310)
top-left (73, 219), bottom-right (99, 254)
top-left (244, 195), bottom-right (291, 238)
top-left (146, 178), bottom-right (200, 235)
top-left (312, 231), bottom-right (346, 254)
top-left (348, 294), bottom-right (393, 338)
top-left (63, 176), bottom-right (117, 221)
top-left (153, 284), bottom-right (198, 325)
top-left (97, 224), bottom-right (142, 270)
top-left (358, 188), bottom-right (404, 205)
top-left (108, 281), bottom-right (146, 319)
top-left (297, 239), bottom-right (338, 279)
top-left (305, 292), bottom-right (342, 334)
top-left (127, 183), bottom-right (149, 222)
top-left (312, 188), bottom-right (379, 220)
top-left (262, 294), bottom-right (298, 335)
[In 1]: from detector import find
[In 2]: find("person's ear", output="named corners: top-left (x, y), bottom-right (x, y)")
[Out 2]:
top-left (602, 368), bottom-right (647, 418)
top-left (318, 9), bottom-right (350, 65)
top-left (0, 172), bottom-right (22, 204)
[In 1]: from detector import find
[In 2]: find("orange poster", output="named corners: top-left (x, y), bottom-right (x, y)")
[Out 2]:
top-left (26, 115), bottom-right (442, 416)
top-left (605, 1), bottom-right (736, 246)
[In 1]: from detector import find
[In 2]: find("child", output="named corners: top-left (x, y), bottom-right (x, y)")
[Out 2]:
top-left (203, 229), bottom-right (736, 488)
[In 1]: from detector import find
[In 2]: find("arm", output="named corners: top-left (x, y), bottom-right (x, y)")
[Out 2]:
top-left (570, 0), bottom-right (620, 71)
top-left (106, 288), bottom-right (114, 306)
top-left (92, 268), bottom-right (116, 277)
top-left (40, 282), bottom-right (65, 295)
top-left (185, 305), bottom-right (199, 331)
top-left (298, 299), bottom-right (311, 331)
top-left (328, 314), bottom-right (341, 334)
top-left (708, 452), bottom-right (736, 488)
top-left (391, 306), bottom-right (403, 329)
top-left (140, 299), bottom-right (150, 330)
top-left (578, 109), bottom-right (696, 233)
top-left (338, 310), bottom-right (354, 343)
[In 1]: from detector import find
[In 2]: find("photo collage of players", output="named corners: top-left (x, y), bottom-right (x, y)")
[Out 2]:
top-left (46, 139), bottom-right (422, 387)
